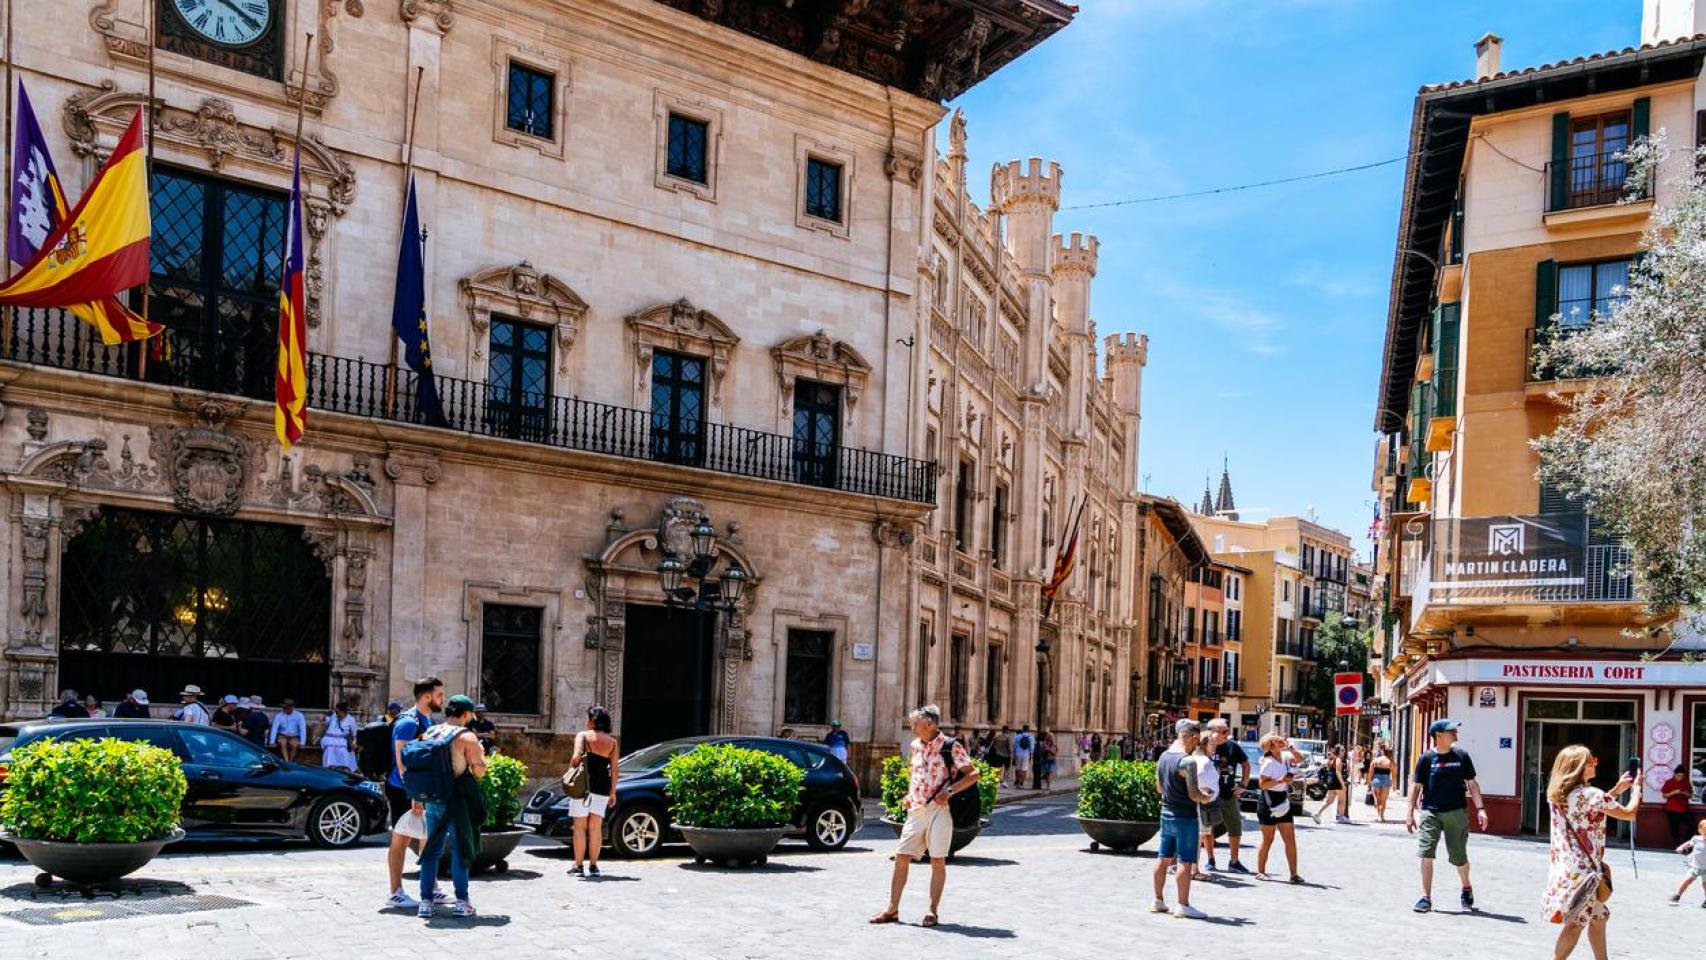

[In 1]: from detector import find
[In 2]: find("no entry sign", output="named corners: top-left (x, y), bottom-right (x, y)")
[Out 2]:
top-left (1334, 672), bottom-right (1363, 716)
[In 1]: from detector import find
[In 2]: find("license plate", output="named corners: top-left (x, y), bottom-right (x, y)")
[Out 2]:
top-left (521, 813), bottom-right (542, 826)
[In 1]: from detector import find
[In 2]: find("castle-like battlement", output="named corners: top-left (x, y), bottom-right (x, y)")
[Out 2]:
top-left (991, 157), bottom-right (1063, 212)
top-left (1053, 231), bottom-right (1099, 276)
top-left (1105, 332), bottom-right (1149, 366)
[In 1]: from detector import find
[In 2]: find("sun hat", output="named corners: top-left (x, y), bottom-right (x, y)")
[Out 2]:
top-left (180, 684), bottom-right (203, 698)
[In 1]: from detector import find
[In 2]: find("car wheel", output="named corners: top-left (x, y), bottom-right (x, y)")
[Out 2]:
top-left (307, 795), bottom-right (366, 849)
top-left (804, 802), bottom-right (853, 851)
top-left (612, 804), bottom-right (665, 858)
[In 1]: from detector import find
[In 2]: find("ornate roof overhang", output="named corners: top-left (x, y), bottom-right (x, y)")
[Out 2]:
top-left (653, 0), bottom-right (1076, 101)
top-left (1375, 36), bottom-right (1706, 435)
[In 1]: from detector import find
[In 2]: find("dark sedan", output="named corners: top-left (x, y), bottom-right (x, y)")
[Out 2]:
top-left (0, 718), bottom-right (388, 848)
top-left (524, 736), bottom-right (862, 858)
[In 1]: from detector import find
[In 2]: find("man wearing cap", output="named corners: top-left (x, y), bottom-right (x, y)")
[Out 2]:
top-left (824, 719), bottom-right (851, 764)
top-left (1405, 718), bottom-right (1488, 913)
top-left (172, 685), bottom-right (211, 725)
top-left (113, 689), bottom-right (151, 720)
top-left (270, 698), bottom-right (308, 762)
top-left (467, 702), bottom-right (497, 754)
top-left (241, 696), bottom-right (271, 748)
top-left (1152, 718), bottom-right (1212, 920)
top-left (211, 695), bottom-right (243, 729)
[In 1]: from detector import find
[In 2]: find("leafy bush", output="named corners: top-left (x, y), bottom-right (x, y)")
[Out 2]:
top-left (1, 737), bottom-right (186, 843)
top-left (1076, 759), bottom-right (1161, 821)
top-left (479, 753), bottom-right (529, 830)
top-left (663, 744), bottom-right (803, 829)
top-left (880, 752), bottom-right (999, 822)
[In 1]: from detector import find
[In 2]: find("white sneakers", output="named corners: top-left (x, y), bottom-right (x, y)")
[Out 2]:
top-left (1150, 899), bottom-right (1170, 914)
top-left (384, 890), bottom-right (419, 911)
top-left (1173, 903), bottom-right (1208, 920)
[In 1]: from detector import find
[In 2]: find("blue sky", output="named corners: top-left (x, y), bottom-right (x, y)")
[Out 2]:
top-left (948, 0), bottom-right (1636, 555)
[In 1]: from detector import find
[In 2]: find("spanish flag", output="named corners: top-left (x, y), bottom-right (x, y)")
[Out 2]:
top-left (0, 109), bottom-right (157, 344)
top-left (274, 153), bottom-right (308, 450)
top-left (1040, 498), bottom-right (1087, 620)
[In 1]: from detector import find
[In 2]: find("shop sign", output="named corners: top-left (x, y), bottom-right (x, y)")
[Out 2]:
top-left (1431, 514), bottom-right (1584, 601)
top-left (1468, 659), bottom-right (1706, 687)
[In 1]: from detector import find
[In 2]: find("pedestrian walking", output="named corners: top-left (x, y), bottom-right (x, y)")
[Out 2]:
top-left (989, 726), bottom-right (1013, 785)
top-left (1661, 765), bottom-right (1695, 847)
top-left (1405, 718), bottom-right (1488, 913)
top-left (468, 703), bottom-right (498, 754)
top-left (1369, 740), bottom-right (1396, 823)
top-left (1541, 745), bottom-right (1640, 958)
top-left (241, 696), bottom-right (271, 748)
top-left (382, 677), bottom-right (445, 912)
top-left (1077, 731), bottom-right (1092, 768)
top-left (319, 701), bottom-right (359, 771)
top-left (270, 699), bottom-right (307, 762)
top-left (975, 728), bottom-right (993, 762)
top-left (416, 695), bottom-right (488, 920)
top-left (1090, 731), bottom-right (1103, 762)
top-left (112, 689), bottom-right (150, 719)
top-left (869, 705), bottom-right (975, 928)
top-left (1254, 732), bottom-right (1304, 884)
top-left (825, 719), bottom-right (851, 764)
top-left (1203, 718), bottom-right (1250, 873)
top-left (48, 689), bottom-right (89, 718)
top-left (567, 705), bottom-right (619, 879)
top-left (211, 695), bottom-right (242, 729)
top-left (1311, 745), bottom-right (1348, 824)
top-left (1013, 725), bottom-right (1034, 789)
top-left (1151, 719), bottom-right (1211, 919)
top-left (172, 685), bottom-right (210, 725)
top-left (1670, 818), bottom-right (1706, 907)
top-left (1039, 731), bottom-right (1057, 789)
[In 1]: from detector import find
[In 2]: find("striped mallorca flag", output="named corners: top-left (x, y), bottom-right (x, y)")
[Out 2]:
top-left (274, 153), bottom-right (308, 450)
top-left (1040, 498), bottom-right (1087, 619)
top-left (0, 109), bottom-right (156, 338)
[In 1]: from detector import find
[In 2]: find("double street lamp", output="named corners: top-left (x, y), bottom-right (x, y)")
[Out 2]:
top-left (656, 516), bottom-right (748, 611)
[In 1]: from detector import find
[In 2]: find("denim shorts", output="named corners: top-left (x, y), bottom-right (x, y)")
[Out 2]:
top-left (1158, 811), bottom-right (1200, 864)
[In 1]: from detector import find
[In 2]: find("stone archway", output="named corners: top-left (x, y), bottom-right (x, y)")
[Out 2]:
top-left (582, 498), bottom-right (760, 738)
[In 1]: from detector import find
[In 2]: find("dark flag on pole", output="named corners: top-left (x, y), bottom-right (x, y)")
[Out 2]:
top-left (389, 175), bottom-right (446, 427)
top-left (1041, 497), bottom-right (1087, 621)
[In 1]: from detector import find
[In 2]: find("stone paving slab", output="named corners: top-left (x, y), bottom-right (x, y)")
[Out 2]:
top-left (0, 796), bottom-right (1683, 959)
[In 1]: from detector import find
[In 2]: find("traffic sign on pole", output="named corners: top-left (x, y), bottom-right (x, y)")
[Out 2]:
top-left (1334, 672), bottom-right (1363, 716)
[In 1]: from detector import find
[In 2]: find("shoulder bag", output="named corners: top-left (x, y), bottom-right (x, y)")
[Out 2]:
top-left (1550, 800), bottom-right (1612, 925)
top-left (561, 734), bottom-right (591, 800)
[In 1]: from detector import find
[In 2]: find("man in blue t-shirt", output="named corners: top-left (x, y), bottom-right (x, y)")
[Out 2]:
top-left (824, 719), bottom-right (851, 764)
top-left (1405, 718), bottom-right (1488, 914)
top-left (383, 676), bottom-right (445, 912)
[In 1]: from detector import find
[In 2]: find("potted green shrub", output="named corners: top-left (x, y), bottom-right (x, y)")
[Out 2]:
top-left (0, 737), bottom-right (187, 887)
top-left (1072, 758), bottom-right (1162, 852)
top-left (663, 743), bottom-right (803, 868)
top-left (878, 754), bottom-right (998, 856)
top-left (468, 753), bottom-right (529, 875)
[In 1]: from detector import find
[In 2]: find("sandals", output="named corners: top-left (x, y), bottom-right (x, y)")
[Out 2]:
top-left (921, 914), bottom-right (939, 928)
top-left (1289, 875), bottom-right (1305, 885)
top-left (1254, 872), bottom-right (1273, 881)
top-left (868, 910), bottom-right (900, 925)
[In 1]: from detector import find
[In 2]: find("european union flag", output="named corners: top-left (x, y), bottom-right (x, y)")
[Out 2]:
top-left (390, 176), bottom-right (447, 427)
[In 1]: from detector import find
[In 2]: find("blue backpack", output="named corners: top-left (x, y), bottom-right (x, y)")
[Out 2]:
top-left (401, 726), bottom-right (468, 801)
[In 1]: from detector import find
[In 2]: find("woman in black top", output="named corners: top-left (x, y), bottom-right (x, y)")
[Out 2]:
top-left (569, 706), bottom-right (619, 878)
top-left (1312, 745), bottom-right (1348, 824)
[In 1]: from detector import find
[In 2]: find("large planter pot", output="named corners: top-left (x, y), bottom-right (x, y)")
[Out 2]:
top-left (1, 828), bottom-right (185, 887)
top-left (879, 816), bottom-right (990, 857)
top-left (1070, 815), bottom-right (1158, 852)
top-left (673, 824), bottom-right (789, 868)
top-left (438, 827), bottom-right (529, 877)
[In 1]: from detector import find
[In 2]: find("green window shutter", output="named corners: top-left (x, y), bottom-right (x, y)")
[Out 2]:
top-left (1632, 97), bottom-right (1650, 141)
top-left (1435, 303), bottom-right (1460, 371)
top-left (1535, 259), bottom-right (1558, 329)
top-left (1550, 112), bottom-right (1571, 210)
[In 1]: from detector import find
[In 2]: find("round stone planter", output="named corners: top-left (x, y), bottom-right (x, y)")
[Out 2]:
top-left (1, 828), bottom-right (185, 887)
top-left (673, 824), bottom-right (789, 868)
top-left (1070, 815), bottom-right (1159, 852)
top-left (879, 816), bottom-right (989, 857)
top-left (437, 827), bottom-right (529, 877)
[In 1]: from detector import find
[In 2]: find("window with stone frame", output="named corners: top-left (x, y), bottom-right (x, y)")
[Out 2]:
top-left (804, 156), bottom-right (844, 223)
top-left (666, 112), bottom-right (710, 184)
top-left (990, 482), bottom-right (1009, 569)
top-left (485, 316), bottom-right (552, 442)
top-left (783, 629), bottom-right (833, 725)
top-left (949, 632), bottom-right (969, 722)
top-left (506, 61), bottom-right (555, 140)
top-left (650, 349), bottom-right (707, 467)
top-left (480, 604), bottom-right (542, 714)
top-left (984, 643), bottom-right (1002, 722)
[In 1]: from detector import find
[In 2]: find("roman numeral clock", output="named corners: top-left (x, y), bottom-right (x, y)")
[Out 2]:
top-left (157, 0), bottom-right (284, 82)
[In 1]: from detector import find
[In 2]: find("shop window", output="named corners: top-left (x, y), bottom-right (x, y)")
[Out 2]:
top-left (1527, 699), bottom-right (1578, 720)
top-left (1581, 700), bottom-right (1635, 722)
top-left (1689, 702), bottom-right (1706, 789)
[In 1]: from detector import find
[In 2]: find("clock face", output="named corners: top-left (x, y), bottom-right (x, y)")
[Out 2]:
top-left (172, 0), bottom-right (273, 47)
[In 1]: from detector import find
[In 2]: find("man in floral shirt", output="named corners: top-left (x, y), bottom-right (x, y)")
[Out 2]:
top-left (870, 704), bottom-right (976, 928)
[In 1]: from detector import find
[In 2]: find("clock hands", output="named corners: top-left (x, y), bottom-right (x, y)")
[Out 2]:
top-left (205, 0), bottom-right (266, 36)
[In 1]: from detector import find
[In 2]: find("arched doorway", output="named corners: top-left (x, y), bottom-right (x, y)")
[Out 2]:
top-left (57, 507), bottom-right (333, 707)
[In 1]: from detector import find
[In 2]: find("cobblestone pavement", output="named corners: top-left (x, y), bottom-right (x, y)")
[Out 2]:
top-left (0, 794), bottom-right (1683, 959)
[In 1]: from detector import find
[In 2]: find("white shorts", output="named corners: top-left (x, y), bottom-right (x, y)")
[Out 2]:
top-left (569, 793), bottom-right (610, 818)
top-left (896, 802), bottom-right (953, 860)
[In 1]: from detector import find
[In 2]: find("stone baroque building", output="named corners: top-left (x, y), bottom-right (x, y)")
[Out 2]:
top-left (911, 112), bottom-right (1148, 767)
top-left (0, 0), bottom-right (1073, 772)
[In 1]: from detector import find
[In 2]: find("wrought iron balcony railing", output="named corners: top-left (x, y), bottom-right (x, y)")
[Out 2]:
top-left (1414, 512), bottom-right (1637, 611)
top-left (1527, 324), bottom-right (1620, 382)
top-left (1545, 152), bottom-right (1652, 212)
top-left (3, 307), bottom-right (936, 503)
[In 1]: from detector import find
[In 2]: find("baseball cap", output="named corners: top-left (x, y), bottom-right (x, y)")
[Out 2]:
top-left (130, 689), bottom-right (150, 705)
top-left (1428, 718), bottom-right (1462, 736)
top-left (446, 694), bottom-right (477, 713)
top-left (222, 694), bottom-right (239, 705)
top-left (386, 699), bottom-right (404, 712)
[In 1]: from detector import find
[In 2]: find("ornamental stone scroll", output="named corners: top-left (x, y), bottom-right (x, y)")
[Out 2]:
top-left (459, 262), bottom-right (588, 382)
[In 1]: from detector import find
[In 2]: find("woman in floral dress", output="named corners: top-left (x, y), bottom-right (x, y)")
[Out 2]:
top-left (1541, 745), bottom-right (1641, 960)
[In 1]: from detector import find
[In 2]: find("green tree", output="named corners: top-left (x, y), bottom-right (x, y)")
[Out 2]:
top-left (1305, 612), bottom-right (1372, 720)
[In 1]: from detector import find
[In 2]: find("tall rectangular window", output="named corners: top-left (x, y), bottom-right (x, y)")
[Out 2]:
top-left (804, 157), bottom-right (843, 223)
top-left (666, 113), bottom-right (710, 184)
top-left (1557, 259), bottom-right (1633, 328)
top-left (480, 604), bottom-right (542, 714)
top-left (791, 380), bottom-right (840, 488)
top-left (985, 644), bottom-right (1002, 722)
top-left (649, 350), bottom-right (706, 466)
top-left (148, 168), bottom-right (287, 399)
top-left (506, 61), bottom-right (555, 139)
top-left (949, 633), bottom-right (968, 721)
top-left (1567, 111), bottom-right (1631, 207)
top-left (486, 317), bottom-right (552, 441)
top-left (954, 460), bottom-right (973, 552)
top-left (783, 629), bottom-right (833, 725)
top-left (991, 483), bottom-right (1008, 568)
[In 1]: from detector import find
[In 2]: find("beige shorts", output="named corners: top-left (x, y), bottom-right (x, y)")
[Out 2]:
top-left (896, 802), bottom-right (953, 860)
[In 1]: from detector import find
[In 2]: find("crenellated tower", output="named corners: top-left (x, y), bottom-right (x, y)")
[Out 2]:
top-left (1051, 232), bottom-right (1099, 335)
top-left (991, 158), bottom-right (1062, 276)
top-left (1105, 332), bottom-right (1148, 495)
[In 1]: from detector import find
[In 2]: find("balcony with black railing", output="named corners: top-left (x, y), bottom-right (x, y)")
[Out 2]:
top-left (1200, 628), bottom-right (1222, 648)
top-left (1545, 151), bottom-right (1652, 212)
top-left (1527, 324), bottom-right (1621, 383)
top-left (1195, 682), bottom-right (1223, 702)
top-left (3, 307), bottom-right (936, 504)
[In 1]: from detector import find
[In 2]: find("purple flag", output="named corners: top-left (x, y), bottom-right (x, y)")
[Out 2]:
top-left (10, 80), bottom-right (67, 266)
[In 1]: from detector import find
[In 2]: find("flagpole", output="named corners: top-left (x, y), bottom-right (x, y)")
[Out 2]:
top-left (291, 35), bottom-right (314, 159)
top-left (385, 65), bottom-right (425, 418)
top-left (3, 0), bottom-right (15, 357)
top-left (136, 0), bottom-right (157, 378)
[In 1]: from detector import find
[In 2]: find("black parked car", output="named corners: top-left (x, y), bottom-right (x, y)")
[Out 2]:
top-left (0, 718), bottom-right (388, 848)
top-left (524, 735), bottom-right (862, 858)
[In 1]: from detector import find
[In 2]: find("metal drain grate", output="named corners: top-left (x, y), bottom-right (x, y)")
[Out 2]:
top-left (0, 894), bottom-right (252, 926)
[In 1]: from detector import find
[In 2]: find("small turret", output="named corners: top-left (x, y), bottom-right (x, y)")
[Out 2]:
top-left (1104, 332), bottom-right (1148, 494)
top-left (1052, 232), bottom-right (1098, 334)
top-left (991, 157), bottom-right (1062, 274)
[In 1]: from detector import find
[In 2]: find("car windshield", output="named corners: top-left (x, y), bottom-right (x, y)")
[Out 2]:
top-left (620, 741), bottom-right (699, 773)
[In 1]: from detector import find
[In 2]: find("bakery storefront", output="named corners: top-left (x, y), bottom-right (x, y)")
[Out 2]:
top-left (1403, 656), bottom-right (1706, 842)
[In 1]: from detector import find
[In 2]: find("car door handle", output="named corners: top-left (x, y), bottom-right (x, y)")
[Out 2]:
top-left (200, 771), bottom-right (222, 780)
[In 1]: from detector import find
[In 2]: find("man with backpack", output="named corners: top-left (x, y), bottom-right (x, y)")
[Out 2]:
top-left (383, 677), bottom-right (445, 912)
top-left (1405, 718), bottom-right (1489, 914)
top-left (1012, 725), bottom-right (1034, 789)
top-left (869, 705), bottom-right (977, 929)
top-left (409, 695), bottom-right (487, 919)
